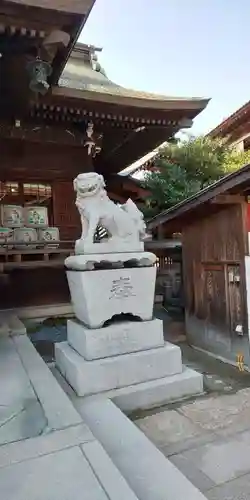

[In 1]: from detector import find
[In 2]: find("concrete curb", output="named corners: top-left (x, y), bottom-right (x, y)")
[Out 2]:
top-left (78, 397), bottom-right (208, 500)
top-left (13, 335), bottom-right (82, 430)
top-left (82, 440), bottom-right (139, 500)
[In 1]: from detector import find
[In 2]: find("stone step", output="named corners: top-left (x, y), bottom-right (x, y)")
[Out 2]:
top-left (55, 341), bottom-right (183, 396)
top-left (101, 366), bottom-right (204, 413)
top-left (77, 397), bottom-right (208, 500)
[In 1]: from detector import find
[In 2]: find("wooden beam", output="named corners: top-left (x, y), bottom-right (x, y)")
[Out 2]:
top-left (0, 121), bottom-right (87, 147)
top-left (145, 239), bottom-right (182, 250)
top-left (156, 225), bottom-right (165, 240)
top-left (0, 2), bottom-right (76, 27)
top-left (210, 194), bottom-right (244, 205)
top-left (0, 1), bottom-right (91, 87)
top-left (0, 35), bottom-right (42, 54)
top-left (108, 191), bottom-right (126, 203)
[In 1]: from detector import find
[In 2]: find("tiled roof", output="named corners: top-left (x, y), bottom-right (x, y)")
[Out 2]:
top-left (59, 63), bottom-right (206, 104)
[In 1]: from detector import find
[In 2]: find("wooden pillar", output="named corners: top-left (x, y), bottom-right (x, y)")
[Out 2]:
top-left (52, 147), bottom-right (96, 241)
top-left (83, 150), bottom-right (94, 172)
top-left (156, 224), bottom-right (165, 240)
top-left (52, 181), bottom-right (81, 241)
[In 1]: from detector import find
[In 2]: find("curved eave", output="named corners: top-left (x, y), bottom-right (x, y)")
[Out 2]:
top-left (51, 85), bottom-right (209, 113)
top-left (208, 100), bottom-right (250, 138)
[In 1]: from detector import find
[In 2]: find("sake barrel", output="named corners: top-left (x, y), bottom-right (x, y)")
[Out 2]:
top-left (0, 227), bottom-right (14, 248)
top-left (1, 205), bottom-right (24, 228)
top-left (24, 206), bottom-right (48, 228)
top-left (14, 227), bottom-right (38, 249)
top-left (37, 227), bottom-right (59, 248)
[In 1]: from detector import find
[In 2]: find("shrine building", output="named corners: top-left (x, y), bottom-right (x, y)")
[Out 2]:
top-left (0, 0), bottom-right (209, 317)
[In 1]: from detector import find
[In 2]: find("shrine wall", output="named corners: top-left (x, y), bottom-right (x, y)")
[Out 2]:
top-left (0, 138), bottom-right (91, 310)
top-left (0, 138), bottom-right (88, 240)
top-left (182, 203), bottom-right (248, 364)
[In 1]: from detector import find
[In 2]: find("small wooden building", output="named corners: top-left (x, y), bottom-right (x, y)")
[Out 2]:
top-left (148, 165), bottom-right (250, 368)
top-left (0, 0), bottom-right (208, 317)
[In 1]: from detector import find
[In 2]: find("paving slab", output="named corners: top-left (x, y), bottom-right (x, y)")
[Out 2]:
top-left (206, 473), bottom-right (250, 500)
top-left (170, 453), bottom-right (215, 492)
top-left (159, 432), bottom-right (218, 457)
top-left (0, 423), bottom-right (94, 470)
top-left (0, 400), bottom-right (46, 445)
top-left (179, 389), bottom-right (250, 435)
top-left (0, 338), bottom-right (35, 407)
top-left (0, 337), bottom-right (47, 443)
top-left (181, 429), bottom-right (250, 485)
top-left (0, 446), bottom-right (108, 500)
top-left (135, 409), bottom-right (207, 449)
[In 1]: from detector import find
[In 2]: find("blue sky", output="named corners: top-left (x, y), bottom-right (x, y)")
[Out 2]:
top-left (80, 0), bottom-right (250, 136)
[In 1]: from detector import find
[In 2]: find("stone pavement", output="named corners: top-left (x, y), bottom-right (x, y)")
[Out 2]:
top-left (0, 420), bottom-right (146, 500)
top-left (135, 387), bottom-right (250, 499)
top-left (4, 312), bottom-right (250, 499)
top-left (0, 337), bottom-right (47, 445)
top-left (0, 331), bottom-right (208, 500)
top-left (0, 334), bottom-right (138, 500)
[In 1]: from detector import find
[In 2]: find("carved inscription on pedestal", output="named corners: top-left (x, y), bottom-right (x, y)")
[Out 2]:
top-left (109, 276), bottom-right (136, 300)
top-left (104, 326), bottom-right (131, 345)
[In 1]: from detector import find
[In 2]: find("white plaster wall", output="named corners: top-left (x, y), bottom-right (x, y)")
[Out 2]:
top-left (233, 139), bottom-right (244, 152)
top-left (231, 132), bottom-right (250, 152)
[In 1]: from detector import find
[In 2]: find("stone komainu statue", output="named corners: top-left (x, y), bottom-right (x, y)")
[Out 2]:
top-left (73, 172), bottom-right (146, 249)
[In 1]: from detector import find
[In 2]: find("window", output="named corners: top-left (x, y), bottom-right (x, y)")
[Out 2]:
top-left (0, 182), bottom-right (19, 201)
top-left (0, 181), bottom-right (53, 225)
top-left (23, 183), bottom-right (52, 201)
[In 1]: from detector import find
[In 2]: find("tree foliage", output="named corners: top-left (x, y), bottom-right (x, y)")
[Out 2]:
top-left (143, 136), bottom-right (250, 218)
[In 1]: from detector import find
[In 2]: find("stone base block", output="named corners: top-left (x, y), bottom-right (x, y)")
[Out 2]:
top-left (67, 266), bottom-right (156, 328)
top-left (55, 341), bottom-right (182, 396)
top-left (65, 252), bottom-right (157, 271)
top-left (103, 367), bottom-right (204, 413)
top-left (67, 318), bottom-right (164, 360)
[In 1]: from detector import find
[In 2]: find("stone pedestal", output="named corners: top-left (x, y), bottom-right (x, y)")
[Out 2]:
top-left (56, 253), bottom-right (203, 402)
top-left (67, 318), bottom-right (164, 360)
top-left (56, 173), bottom-right (203, 407)
top-left (56, 340), bottom-right (182, 396)
top-left (66, 265), bottom-right (156, 328)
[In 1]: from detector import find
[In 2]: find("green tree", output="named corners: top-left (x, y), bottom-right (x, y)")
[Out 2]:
top-left (143, 136), bottom-right (250, 218)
